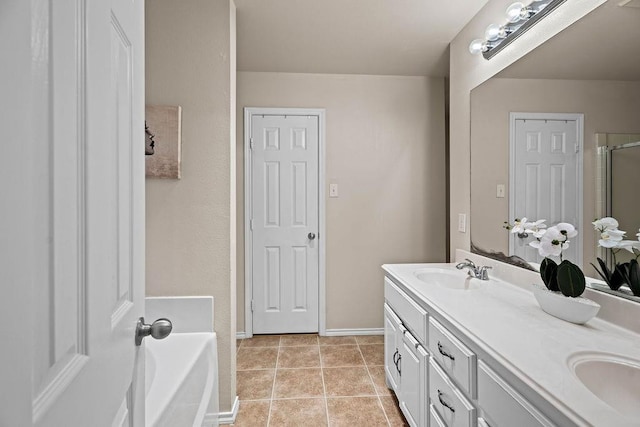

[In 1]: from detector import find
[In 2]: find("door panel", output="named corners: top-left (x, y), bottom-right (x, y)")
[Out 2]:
top-left (1, 0), bottom-right (146, 425)
top-left (384, 304), bottom-right (401, 392)
top-left (251, 113), bottom-right (319, 334)
top-left (399, 332), bottom-right (428, 427)
top-left (512, 118), bottom-right (580, 265)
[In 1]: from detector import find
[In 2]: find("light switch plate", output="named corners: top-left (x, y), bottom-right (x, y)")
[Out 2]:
top-left (458, 213), bottom-right (466, 233)
top-left (497, 184), bottom-right (506, 198)
top-left (329, 183), bottom-right (339, 198)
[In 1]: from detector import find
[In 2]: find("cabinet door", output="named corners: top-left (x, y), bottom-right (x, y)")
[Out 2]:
top-left (478, 361), bottom-right (552, 427)
top-left (399, 330), bottom-right (429, 427)
top-left (384, 304), bottom-right (402, 392)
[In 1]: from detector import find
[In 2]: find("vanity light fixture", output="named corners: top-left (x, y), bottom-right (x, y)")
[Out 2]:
top-left (469, 0), bottom-right (567, 60)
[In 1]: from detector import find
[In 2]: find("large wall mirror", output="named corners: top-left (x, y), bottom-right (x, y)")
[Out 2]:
top-left (470, 0), bottom-right (640, 300)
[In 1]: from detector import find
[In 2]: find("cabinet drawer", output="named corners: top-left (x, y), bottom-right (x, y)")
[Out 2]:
top-left (477, 361), bottom-right (552, 427)
top-left (429, 317), bottom-right (477, 397)
top-left (429, 358), bottom-right (476, 427)
top-left (430, 404), bottom-right (447, 427)
top-left (384, 277), bottom-right (428, 344)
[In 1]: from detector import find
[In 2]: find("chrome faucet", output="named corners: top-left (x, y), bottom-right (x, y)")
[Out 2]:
top-left (455, 259), bottom-right (492, 280)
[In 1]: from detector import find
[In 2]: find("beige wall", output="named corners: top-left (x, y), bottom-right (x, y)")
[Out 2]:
top-left (449, 0), bottom-right (606, 259)
top-left (236, 72), bottom-right (447, 332)
top-left (470, 78), bottom-right (640, 273)
top-left (145, 0), bottom-right (237, 413)
top-left (611, 140), bottom-right (640, 265)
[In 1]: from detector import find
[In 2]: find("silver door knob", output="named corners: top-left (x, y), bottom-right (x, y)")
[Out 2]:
top-left (308, 232), bottom-right (316, 240)
top-left (135, 317), bottom-right (172, 346)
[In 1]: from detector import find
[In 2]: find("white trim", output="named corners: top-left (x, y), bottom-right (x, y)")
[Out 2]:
top-left (243, 107), bottom-right (326, 338)
top-left (213, 395), bottom-right (239, 425)
top-left (508, 112), bottom-right (584, 267)
top-left (324, 328), bottom-right (384, 336)
top-left (236, 331), bottom-right (247, 340)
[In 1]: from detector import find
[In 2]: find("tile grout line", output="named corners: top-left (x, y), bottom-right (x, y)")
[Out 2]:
top-left (265, 336), bottom-right (282, 427)
top-left (357, 340), bottom-right (392, 427)
top-left (318, 337), bottom-right (331, 427)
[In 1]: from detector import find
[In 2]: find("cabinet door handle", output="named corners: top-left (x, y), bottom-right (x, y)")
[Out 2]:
top-left (393, 349), bottom-right (398, 366)
top-left (437, 341), bottom-right (455, 361)
top-left (437, 389), bottom-right (456, 413)
top-left (397, 354), bottom-right (402, 376)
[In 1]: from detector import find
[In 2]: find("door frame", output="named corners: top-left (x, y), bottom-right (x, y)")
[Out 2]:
top-left (243, 107), bottom-right (326, 338)
top-left (508, 112), bottom-right (584, 266)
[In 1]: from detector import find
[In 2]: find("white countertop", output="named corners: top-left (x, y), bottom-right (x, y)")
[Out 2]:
top-left (383, 262), bottom-right (640, 427)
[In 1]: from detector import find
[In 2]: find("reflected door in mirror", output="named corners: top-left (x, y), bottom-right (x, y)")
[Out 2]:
top-left (511, 116), bottom-right (581, 265)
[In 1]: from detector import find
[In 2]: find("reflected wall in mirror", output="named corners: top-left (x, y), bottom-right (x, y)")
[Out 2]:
top-left (469, 0), bottom-right (640, 300)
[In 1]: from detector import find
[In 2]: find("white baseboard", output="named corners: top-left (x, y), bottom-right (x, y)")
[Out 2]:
top-left (323, 328), bottom-right (384, 336)
top-left (214, 395), bottom-right (239, 425)
top-left (237, 329), bottom-right (383, 338)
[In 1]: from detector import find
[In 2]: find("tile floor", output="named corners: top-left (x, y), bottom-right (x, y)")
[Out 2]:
top-left (232, 334), bottom-right (408, 426)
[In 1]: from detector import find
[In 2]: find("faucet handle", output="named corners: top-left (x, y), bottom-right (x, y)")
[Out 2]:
top-left (478, 266), bottom-right (492, 280)
top-left (464, 258), bottom-right (477, 267)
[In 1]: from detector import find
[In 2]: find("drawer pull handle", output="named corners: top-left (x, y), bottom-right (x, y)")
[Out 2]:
top-left (437, 341), bottom-right (455, 361)
top-left (437, 389), bottom-right (456, 413)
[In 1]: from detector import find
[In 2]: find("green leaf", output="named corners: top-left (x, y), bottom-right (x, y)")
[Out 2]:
top-left (628, 260), bottom-right (640, 297)
top-left (596, 257), bottom-right (613, 282)
top-left (611, 264), bottom-right (629, 291)
top-left (557, 260), bottom-right (586, 297)
top-left (540, 258), bottom-right (559, 291)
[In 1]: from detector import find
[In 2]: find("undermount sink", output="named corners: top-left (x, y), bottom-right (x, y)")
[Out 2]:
top-left (413, 268), bottom-right (484, 290)
top-left (568, 353), bottom-right (640, 418)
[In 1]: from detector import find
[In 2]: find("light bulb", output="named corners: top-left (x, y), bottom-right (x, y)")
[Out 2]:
top-left (469, 39), bottom-right (486, 55)
top-left (506, 2), bottom-right (525, 22)
top-left (485, 24), bottom-right (501, 42)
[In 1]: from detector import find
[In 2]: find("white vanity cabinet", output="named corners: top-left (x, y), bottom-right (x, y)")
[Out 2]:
top-left (384, 270), bottom-right (565, 427)
top-left (384, 278), bottom-right (429, 427)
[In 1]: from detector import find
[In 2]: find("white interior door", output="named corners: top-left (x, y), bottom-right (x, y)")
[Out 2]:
top-left (248, 111), bottom-right (320, 334)
top-left (510, 115), bottom-right (583, 266)
top-left (0, 1), bottom-right (145, 425)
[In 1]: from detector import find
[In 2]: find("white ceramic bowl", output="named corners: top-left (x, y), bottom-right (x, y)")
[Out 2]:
top-left (532, 285), bottom-right (600, 324)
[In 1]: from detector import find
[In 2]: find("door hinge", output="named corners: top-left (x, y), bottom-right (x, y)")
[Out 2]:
top-left (250, 138), bottom-right (255, 150)
top-left (575, 143), bottom-right (580, 153)
top-left (250, 300), bottom-right (254, 312)
top-left (250, 219), bottom-right (255, 230)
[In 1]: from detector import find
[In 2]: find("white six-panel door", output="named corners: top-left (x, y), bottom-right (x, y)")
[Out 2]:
top-left (0, 1), bottom-right (145, 425)
top-left (510, 114), bottom-right (583, 266)
top-left (247, 110), bottom-right (322, 334)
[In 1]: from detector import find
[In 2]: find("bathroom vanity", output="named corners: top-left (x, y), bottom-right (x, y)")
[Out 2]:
top-left (383, 256), bottom-right (640, 427)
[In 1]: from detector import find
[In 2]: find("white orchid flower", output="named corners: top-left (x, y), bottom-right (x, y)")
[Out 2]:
top-left (598, 229), bottom-right (626, 248)
top-left (540, 239), bottom-right (567, 257)
top-left (528, 240), bottom-right (550, 257)
top-left (556, 222), bottom-right (578, 239)
top-left (617, 240), bottom-right (640, 253)
top-left (544, 226), bottom-right (567, 242)
top-left (593, 217), bottom-right (619, 232)
top-left (524, 219), bottom-right (547, 238)
top-left (636, 228), bottom-right (640, 241)
top-left (529, 225), bottom-right (569, 257)
top-left (510, 217), bottom-right (528, 234)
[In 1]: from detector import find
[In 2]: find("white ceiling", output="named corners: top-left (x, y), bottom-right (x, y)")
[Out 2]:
top-left (497, 0), bottom-right (640, 81)
top-left (234, 0), bottom-right (489, 77)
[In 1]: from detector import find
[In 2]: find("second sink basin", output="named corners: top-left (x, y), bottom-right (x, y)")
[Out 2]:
top-left (413, 268), bottom-right (484, 291)
top-left (568, 352), bottom-right (640, 418)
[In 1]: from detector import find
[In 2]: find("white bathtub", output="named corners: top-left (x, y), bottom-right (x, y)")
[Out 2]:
top-left (145, 332), bottom-right (219, 427)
